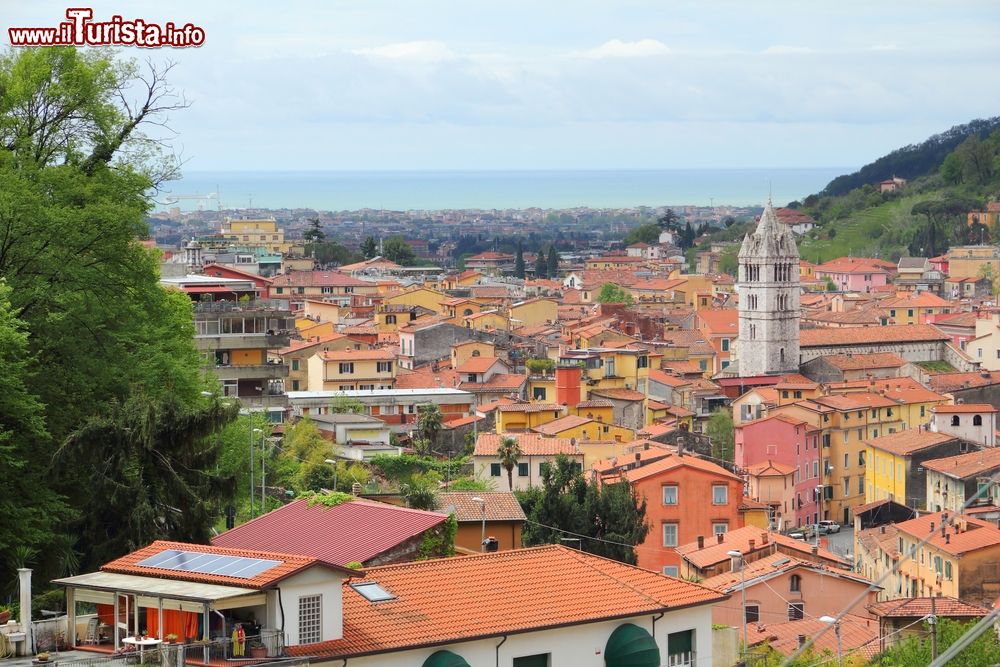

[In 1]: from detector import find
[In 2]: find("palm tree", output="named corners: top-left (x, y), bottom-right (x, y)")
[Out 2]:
top-left (417, 404), bottom-right (443, 448)
top-left (497, 437), bottom-right (522, 491)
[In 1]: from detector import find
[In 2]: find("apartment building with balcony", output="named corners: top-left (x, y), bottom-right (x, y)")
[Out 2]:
top-left (192, 299), bottom-right (293, 420)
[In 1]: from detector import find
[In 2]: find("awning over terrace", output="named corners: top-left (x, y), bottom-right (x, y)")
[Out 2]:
top-left (53, 571), bottom-right (264, 608)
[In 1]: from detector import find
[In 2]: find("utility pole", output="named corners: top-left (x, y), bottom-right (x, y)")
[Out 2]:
top-left (930, 595), bottom-right (938, 661)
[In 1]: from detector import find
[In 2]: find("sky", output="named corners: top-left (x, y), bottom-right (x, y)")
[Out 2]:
top-left (3, 1), bottom-right (1000, 172)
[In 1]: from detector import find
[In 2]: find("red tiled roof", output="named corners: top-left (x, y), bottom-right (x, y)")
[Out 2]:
top-left (436, 492), bottom-right (526, 522)
top-left (271, 271), bottom-right (371, 288)
top-left (649, 369), bottom-right (691, 387)
top-left (473, 433), bottom-right (579, 457)
top-left (287, 546), bottom-right (725, 658)
top-left (497, 403), bottom-right (560, 413)
top-left (744, 460), bottom-right (796, 476)
top-left (928, 371), bottom-right (1000, 392)
top-left (102, 540), bottom-right (351, 589)
top-left (590, 388), bottom-right (647, 401)
top-left (278, 333), bottom-right (349, 355)
top-left (459, 373), bottom-right (527, 391)
top-left (454, 356), bottom-right (506, 373)
top-left (820, 352), bottom-right (907, 370)
top-left (212, 499), bottom-right (445, 566)
top-left (532, 415), bottom-right (594, 436)
top-left (800, 324), bottom-right (949, 347)
top-left (868, 596), bottom-right (988, 619)
top-left (922, 447), bottom-right (1000, 479)
top-left (623, 453), bottom-right (741, 484)
top-left (677, 526), bottom-right (847, 569)
top-left (747, 614), bottom-right (879, 660)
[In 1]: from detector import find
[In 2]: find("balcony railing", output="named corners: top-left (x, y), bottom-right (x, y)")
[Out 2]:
top-left (63, 632), bottom-right (289, 667)
top-left (213, 363), bottom-right (289, 380)
top-left (194, 300), bottom-right (291, 314)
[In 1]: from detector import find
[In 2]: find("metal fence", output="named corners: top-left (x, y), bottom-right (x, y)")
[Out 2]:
top-left (57, 632), bottom-right (286, 667)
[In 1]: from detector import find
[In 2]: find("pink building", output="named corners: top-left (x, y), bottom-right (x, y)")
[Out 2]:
top-left (815, 258), bottom-right (892, 293)
top-left (735, 414), bottom-right (821, 528)
top-left (702, 552), bottom-right (877, 631)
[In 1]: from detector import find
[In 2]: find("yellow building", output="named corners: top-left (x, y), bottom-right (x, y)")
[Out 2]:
top-left (831, 377), bottom-right (947, 430)
top-left (573, 399), bottom-right (614, 424)
top-left (450, 341), bottom-right (496, 369)
top-left (946, 245), bottom-right (1000, 279)
top-left (864, 429), bottom-right (964, 507)
top-left (465, 310), bottom-right (509, 331)
top-left (532, 415), bottom-right (635, 442)
top-left (495, 403), bottom-right (564, 432)
top-left (568, 348), bottom-right (655, 398)
top-left (301, 299), bottom-right (342, 324)
top-left (306, 348), bottom-right (397, 391)
top-left (527, 375), bottom-right (556, 403)
top-left (894, 512), bottom-right (1000, 606)
top-left (773, 392), bottom-right (905, 525)
top-left (509, 297), bottom-right (558, 327)
top-left (877, 292), bottom-right (953, 325)
top-left (276, 333), bottom-right (358, 393)
top-left (296, 319), bottom-right (335, 339)
top-left (441, 298), bottom-right (486, 325)
top-left (383, 286), bottom-right (449, 314)
top-left (222, 217), bottom-right (295, 254)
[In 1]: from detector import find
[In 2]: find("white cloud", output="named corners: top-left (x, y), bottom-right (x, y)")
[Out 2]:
top-left (573, 39), bottom-right (671, 59)
top-left (351, 41), bottom-right (456, 62)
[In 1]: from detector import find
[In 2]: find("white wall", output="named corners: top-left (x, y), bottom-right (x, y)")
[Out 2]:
top-left (279, 568), bottom-right (345, 645)
top-left (335, 606), bottom-right (713, 667)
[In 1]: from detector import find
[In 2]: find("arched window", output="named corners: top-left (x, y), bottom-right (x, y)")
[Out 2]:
top-left (951, 416), bottom-right (961, 427)
top-left (974, 415), bottom-right (983, 426)
top-left (780, 348), bottom-right (785, 364)
top-left (790, 574), bottom-right (801, 592)
top-left (471, 349), bottom-right (480, 357)
top-left (463, 308), bottom-right (474, 316)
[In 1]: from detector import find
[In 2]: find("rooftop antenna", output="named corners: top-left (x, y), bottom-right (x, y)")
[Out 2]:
top-left (216, 183), bottom-right (222, 212)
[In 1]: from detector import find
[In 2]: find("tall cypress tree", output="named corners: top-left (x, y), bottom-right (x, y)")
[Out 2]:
top-left (547, 245), bottom-right (559, 277)
top-left (534, 252), bottom-right (548, 279)
top-left (514, 241), bottom-right (526, 278)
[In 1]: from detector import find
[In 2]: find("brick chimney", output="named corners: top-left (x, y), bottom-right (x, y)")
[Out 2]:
top-left (761, 532), bottom-right (768, 545)
top-left (717, 533), bottom-right (724, 544)
top-left (749, 539), bottom-right (756, 550)
top-left (697, 536), bottom-right (705, 549)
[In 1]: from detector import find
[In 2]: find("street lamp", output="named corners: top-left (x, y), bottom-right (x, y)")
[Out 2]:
top-left (819, 616), bottom-right (843, 667)
top-left (324, 459), bottom-right (338, 492)
top-left (250, 428), bottom-right (262, 517)
top-left (728, 550), bottom-right (747, 655)
top-left (814, 484), bottom-right (824, 548)
top-left (472, 496), bottom-right (486, 551)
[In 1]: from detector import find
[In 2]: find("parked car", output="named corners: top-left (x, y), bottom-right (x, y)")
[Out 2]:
top-left (818, 520), bottom-right (841, 534)
top-left (787, 532), bottom-right (806, 541)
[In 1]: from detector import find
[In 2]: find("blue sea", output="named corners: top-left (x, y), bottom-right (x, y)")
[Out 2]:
top-left (159, 168), bottom-right (849, 212)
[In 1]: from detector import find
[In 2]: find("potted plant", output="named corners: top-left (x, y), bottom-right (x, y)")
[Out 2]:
top-left (35, 652), bottom-right (50, 663)
top-left (248, 641), bottom-right (267, 659)
top-left (0, 604), bottom-right (11, 625)
top-left (165, 634), bottom-right (178, 644)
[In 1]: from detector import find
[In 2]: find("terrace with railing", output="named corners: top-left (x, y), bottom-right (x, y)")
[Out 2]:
top-left (67, 632), bottom-right (289, 667)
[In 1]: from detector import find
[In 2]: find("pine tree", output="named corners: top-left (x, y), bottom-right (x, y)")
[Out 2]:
top-left (514, 241), bottom-right (526, 278)
top-left (547, 245), bottom-right (559, 277)
top-left (361, 236), bottom-right (378, 259)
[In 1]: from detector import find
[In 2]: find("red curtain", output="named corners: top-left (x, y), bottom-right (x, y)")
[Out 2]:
top-left (145, 610), bottom-right (200, 639)
top-left (95, 604), bottom-right (115, 625)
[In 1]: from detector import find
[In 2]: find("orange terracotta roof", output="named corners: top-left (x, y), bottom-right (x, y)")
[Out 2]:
top-left (278, 333), bottom-right (349, 355)
top-left (928, 371), bottom-right (1000, 392)
top-left (101, 540), bottom-right (352, 589)
top-left (701, 552), bottom-right (871, 593)
top-left (473, 433), bottom-right (579, 457)
top-left (677, 526), bottom-right (847, 569)
top-left (820, 352), bottom-right (907, 370)
top-left (436, 492), bottom-right (526, 522)
top-left (392, 367), bottom-right (460, 390)
top-left (922, 447), bottom-right (1000, 479)
top-left (459, 373), bottom-right (527, 391)
top-left (316, 348), bottom-right (396, 361)
top-left (773, 373), bottom-right (820, 389)
top-left (532, 415), bottom-right (594, 435)
top-left (697, 308), bottom-right (738, 333)
top-left (475, 398), bottom-right (518, 413)
top-left (590, 388), bottom-right (647, 401)
top-left (868, 596), bottom-right (988, 619)
top-left (932, 404), bottom-right (998, 413)
top-left (287, 546), bottom-right (725, 658)
top-left (747, 614), bottom-right (880, 661)
top-left (622, 453), bottom-right (741, 484)
top-left (863, 428), bottom-right (957, 456)
top-left (896, 512), bottom-right (1000, 555)
top-left (744, 460), bottom-right (797, 476)
top-left (800, 324), bottom-right (949, 347)
top-left (649, 369), bottom-right (691, 387)
top-left (454, 356), bottom-right (506, 373)
top-left (496, 403), bottom-right (560, 413)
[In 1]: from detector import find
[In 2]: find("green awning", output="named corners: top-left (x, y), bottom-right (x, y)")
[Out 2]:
top-left (604, 622), bottom-right (661, 667)
top-left (422, 650), bottom-right (471, 667)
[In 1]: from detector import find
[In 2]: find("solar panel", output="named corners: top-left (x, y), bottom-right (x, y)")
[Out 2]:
top-left (351, 582), bottom-right (396, 602)
top-left (136, 550), bottom-right (281, 579)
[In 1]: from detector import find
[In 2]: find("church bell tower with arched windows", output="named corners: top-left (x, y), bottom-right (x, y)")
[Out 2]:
top-left (737, 199), bottom-right (800, 376)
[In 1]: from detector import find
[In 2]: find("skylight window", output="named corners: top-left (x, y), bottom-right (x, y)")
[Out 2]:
top-left (351, 582), bottom-right (396, 602)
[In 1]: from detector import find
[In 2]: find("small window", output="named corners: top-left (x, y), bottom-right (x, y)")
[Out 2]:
top-left (662, 523), bottom-right (678, 547)
top-left (788, 602), bottom-right (805, 621)
top-left (974, 415), bottom-right (983, 426)
top-left (662, 566), bottom-right (679, 577)
top-left (951, 415), bottom-right (961, 427)
top-left (291, 359), bottom-right (299, 371)
top-left (339, 362), bottom-right (354, 374)
top-left (790, 574), bottom-right (801, 592)
top-left (377, 361), bottom-right (393, 373)
top-left (745, 605), bottom-right (760, 623)
top-left (712, 522), bottom-right (728, 536)
top-left (662, 485), bottom-right (678, 505)
top-left (490, 463), bottom-right (501, 477)
top-left (350, 582), bottom-right (395, 602)
top-left (712, 485), bottom-right (728, 505)
top-left (945, 560), bottom-right (953, 580)
top-left (721, 338), bottom-right (730, 352)
top-left (298, 594), bottom-right (322, 644)
top-left (517, 462), bottom-right (529, 476)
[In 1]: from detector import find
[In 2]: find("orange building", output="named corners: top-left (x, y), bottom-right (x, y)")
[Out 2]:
top-left (616, 454), bottom-right (744, 576)
top-left (437, 491), bottom-right (526, 553)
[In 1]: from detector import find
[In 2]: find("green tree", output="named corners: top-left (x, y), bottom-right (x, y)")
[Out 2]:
top-left (303, 218), bottom-right (325, 243)
top-left (596, 283), bottom-right (634, 305)
top-left (875, 617), bottom-right (1000, 666)
top-left (401, 471), bottom-right (440, 510)
top-left (547, 245), bottom-right (559, 277)
top-left (361, 236), bottom-right (378, 259)
top-left (382, 236), bottom-right (415, 265)
top-left (514, 241), bottom-right (525, 278)
top-left (941, 151), bottom-right (963, 185)
top-left (330, 393), bottom-right (365, 414)
top-left (623, 223), bottom-right (661, 245)
top-left (706, 408), bottom-right (735, 462)
top-left (525, 358), bottom-right (556, 375)
top-left (307, 241), bottom-right (361, 267)
top-left (497, 437), bottom-right (523, 491)
top-left (521, 455), bottom-right (649, 564)
top-left (417, 404), bottom-right (444, 447)
top-left (657, 208), bottom-right (681, 229)
top-left (534, 252), bottom-right (548, 278)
